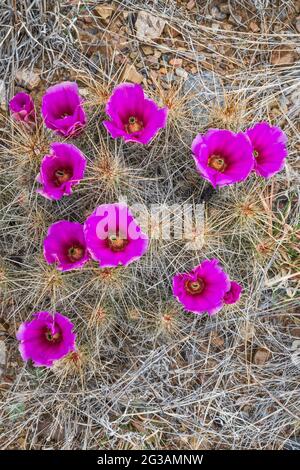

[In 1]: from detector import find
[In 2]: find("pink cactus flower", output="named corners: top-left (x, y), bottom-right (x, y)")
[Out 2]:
top-left (223, 281), bottom-right (242, 305)
top-left (192, 129), bottom-right (254, 187)
top-left (245, 122), bottom-right (288, 178)
top-left (41, 81), bottom-right (86, 137)
top-left (173, 259), bottom-right (230, 315)
top-left (37, 142), bottom-right (86, 201)
top-left (9, 92), bottom-right (36, 125)
top-left (103, 83), bottom-right (168, 144)
top-left (84, 203), bottom-right (148, 267)
top-left (43, 221), bottom-right (90, 271)
top-left (16, 311), bottom-right (76, 367)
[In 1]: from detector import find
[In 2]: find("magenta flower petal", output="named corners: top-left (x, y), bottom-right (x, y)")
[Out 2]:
top-left (192, 129), bottom-right (255, 187)
top-left (44, 220), bottom-right (89, 271)
top-left (223, 281), bottom-right (242, 305)
top-left (41, 82), bottom-right (86, 137)
top-left (245, 122), bottom-right (288, 178)
top-left (103, 83), bottom-right (168, 145)
top-left (16, 311), bottom-right (76, 367)
top-left (172, 259), bottom-right (230, 315)
top-left (9, 92), bottom-right (36, 124)
top-left (84, 203), bottom-right (148, 267)
top-left (37, 142), bottom-right (86, 201)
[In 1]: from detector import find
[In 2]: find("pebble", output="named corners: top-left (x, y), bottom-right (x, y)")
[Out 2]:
top-left (0, 79), bottom-right (6, 111)
top-left (146, 56), bottom-right (159, 66)
top-left (175, 67), bottom-right (188, 79)
top-left (186, 0), bottom-right (196, 10)
top-left (183, 71), bottom-right (222, 124)
top-left (94, 5), bottom-right (114, 20)
top-left (211, 23), bottom-right (220, 32)
top-left (289, 327), bottom-right (300, 338)
top-left (291, 340), bottom-right (300, 351)
top-left (15, 69), bottom-right (41, 90)
top-left (122, 63), bottom-right (143, 84)
top-left (141, 45), bottom-right (154, 56)
top-left (249, 21), bottom-right (260, 33)
top-left (169, 57), bottom-right (183, 67)
top-left (153, 50), bottom-right (162, 59)
top-left (253, 347), bottom-right (271, 365)
top-left (0, 340), bottom-right (6, 379)
top-left (159, 67), bottom-right (167, 74)
top-left (220, 3), bottom-right (230, 14)
top-left (164, 72), bottom-right (175, 82)
top-left (229, 14), bottom-right (243, 24)
top-left (135, 11), bottom-right (165, 41)
top-left (211, 6), bottom-right (227, 21)
top-left (271, 45), bottom-right (296, 65)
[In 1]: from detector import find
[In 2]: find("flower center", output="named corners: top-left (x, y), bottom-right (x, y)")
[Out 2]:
top-left (45, 329), bottom-right (61, 343)
top-left (54, 168), bottom-right (72, 186)
top-left (108, 234), bottom-right (129, 252)
top-left (208, 154), bottom-right (227, 172)
top-left (185, 278), bottom-right (204, 295)
top-left (60, 111), bottom-right (72, 118)
top-left (67, 244), bottom-right (84, 262)
top-left (253, 149), bottom-right (259, 158)
top-left (125, 116), bottom-right (144, 134)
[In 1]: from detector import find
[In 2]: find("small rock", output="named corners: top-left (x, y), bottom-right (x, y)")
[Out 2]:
top-left (94, 4), bottom-right (114, 20)
top-left (164, 25), bottom-right (181, 38)
top-left (0, 79), bottom-right (6, 111)
top-left (164, 72), bottom-right (175, 82)
top-left (153, 50), bottom-right (162, 59)
top-left (159, 67), bottom-right (167, 74)
top-left (122, 64), bottom-right (143, 84)
top-left (219, 3), bottom-right (230, 14)
top-left (291, 340), bottom-right (300, 351)
top-left (291, 351), bottom-right (300, 368)
top-left (184, 71), bottom-right (222, 124)
top-left (141, 45), bottom-right (154, 56)
top-left (271, 45), bottom-right (296, 65)
top-left (15, 69), bottom-right (40, 90)
top-left (240, 323), bottom-right (255, 342)
top-left (135, 11), bottom-right (165, 41)
top-left (129, 51), bottom-right (138, 60)
top-left (229, 14), bottom-right (243, 24)
top-left (211, 23), bottom-right (220, 32)
top-left (249, 21), bottom-right (260, 33)
top-left (186, 0), bottom-right (196, 10)
top-left (211, 6), bottom-right (227, 20)
top-left (211, 331), bottom-right (224, 348)
top-left (0, 340), bottom-right (6, 378)
top-left (169, 57), bottom-right (183, 67)
top-left (149, 70), bottom-right (158, 82)
top-left (79, 87), bottom-right (90, 98)
top-left (146, 55), bottom-right (159, 66)
top-left (175, 67), bottom-right (188, 79)
top-left (253, 347), bottom-right (271, 365)
top-left (223, 22), bottom-right (233, 31)
top-left (289, 327), bottom-right (300, 338)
